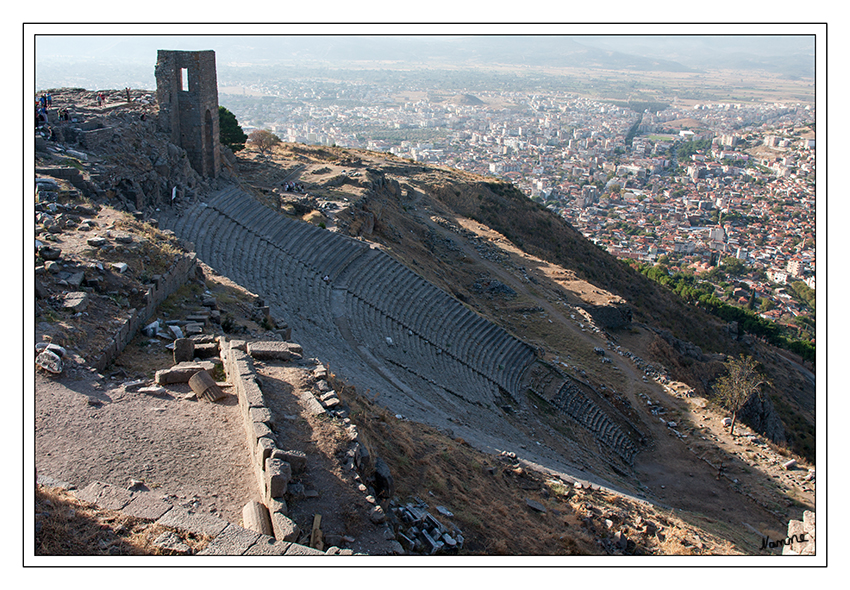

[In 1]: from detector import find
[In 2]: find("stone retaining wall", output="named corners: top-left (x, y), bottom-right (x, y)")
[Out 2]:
top-left (35, 166), bottom-right (91, 195)
top-left (220, 339), bottom-right (308, 545)
top-left (90, 253), bottom-right (198, 372)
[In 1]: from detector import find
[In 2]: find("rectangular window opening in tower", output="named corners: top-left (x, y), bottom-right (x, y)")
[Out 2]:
top-left (181, 68), bottom-right (189, 92)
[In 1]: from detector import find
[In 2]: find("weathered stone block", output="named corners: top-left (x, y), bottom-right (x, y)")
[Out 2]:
top-left (63, 291), bottom-right (89, 312)
top-left (369, 505), bottom-right (387, 524)
top-left (300, 392), bottom-right (326, 416)
top-left (256, 436), bottom-right (277, 469)
top-left (184, 322), bottom-right (203, 335)
top-left (249, 406), bottom-right (272, 425)
top-left (75, 481), bottom-right (133, 511)
top-left (268, 497), bottom-right (288, 516)
top-left (783, 510), bottom-right (815, 555)
top-left (35, 350), bottom-right (63, 374)
top-left (320, 393), bottom-right (340, 408)
top-left (246, 341), bottom-right (303, 361)
top-left (253, 420), bottom-right (273, 441)
top-left (155, 363), bottom-right (207, 385)
top-left (87, 236), bottom-right (108, 248)
top-left (137, 385), bottom-right (167, 397)
top-left (193, 342), bottom-right (219, 359)
top-left (122, 492), bottom-right (173, 521)
top-left (265, 458), bottom-right (292, 499)
top-left (229, 339), bottom-right (248, 352)
top-left (242, 535), bottom-right (290, 555)
top-left (198, 523), bottom-right (260, 556)
top-left (171, 337), bottom-right (194, 363)
top-left (272, 449), bottom-right (307, 474)
top-left (156, 506), bottom-right (229, 538)
top-left (241, 378), bottom-right (265, 409)
top-left (270, 511), bottom-right (300, 543)
top-left (284, 543), bottom-right (324, 555)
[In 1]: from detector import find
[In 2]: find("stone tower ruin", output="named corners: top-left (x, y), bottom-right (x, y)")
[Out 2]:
top-left (155, 50), bottom-right (220, 178)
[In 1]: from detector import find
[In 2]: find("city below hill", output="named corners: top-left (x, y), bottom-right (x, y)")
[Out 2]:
top-left (33, 87), bottom-right (815, 557)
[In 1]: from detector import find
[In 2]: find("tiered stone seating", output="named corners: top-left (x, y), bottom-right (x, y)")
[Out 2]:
top-left (551, 379), bottom-right (637, 463)
top-left (163, 185), bottom-right (538, 414)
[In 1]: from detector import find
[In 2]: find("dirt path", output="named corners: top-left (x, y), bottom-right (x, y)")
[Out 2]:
top-left (615, 353), bottom-right (809, 547)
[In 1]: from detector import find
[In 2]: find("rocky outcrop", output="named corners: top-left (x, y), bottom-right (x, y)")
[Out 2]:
top-left (580, 301), bottom-right (633, 330)
top-left (782, 510), bottom-right (815, 555)
top-left (36, 88), bottom-right (231, 214)
top-left (740, 390), bottom-right (786, 444)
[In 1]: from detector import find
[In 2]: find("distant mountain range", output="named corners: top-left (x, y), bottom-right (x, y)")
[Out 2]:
top-left (35, 34), bottom-right (814, 82)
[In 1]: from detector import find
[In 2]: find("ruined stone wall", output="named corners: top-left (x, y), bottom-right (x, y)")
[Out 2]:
top-left (155, 50), bottom-right (220, 178)
top-left (90, 253), bottom-right (199, 371)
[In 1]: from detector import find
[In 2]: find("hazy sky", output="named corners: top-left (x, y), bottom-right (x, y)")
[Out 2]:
top-left (32, 30), bottom-right (817, 92)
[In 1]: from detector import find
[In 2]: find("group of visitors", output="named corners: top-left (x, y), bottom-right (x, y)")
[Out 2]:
top-left (282, 181), bottom-right (305, 193)
top-left (35, 93), bottom-right (53, 127)
top-left (35, 100), bottom-right (72, 130)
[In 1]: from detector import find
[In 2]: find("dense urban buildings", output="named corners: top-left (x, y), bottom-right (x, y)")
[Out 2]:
top-left (223, 82), bottom-right (815, 341)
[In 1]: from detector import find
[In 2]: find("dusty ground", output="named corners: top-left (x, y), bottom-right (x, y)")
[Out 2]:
top-left (35, 352), bottom-right (255, 525)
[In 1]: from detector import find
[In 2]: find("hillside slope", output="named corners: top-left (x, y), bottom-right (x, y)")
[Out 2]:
top-left (261, 144), bottom-right (811, 459)
top-left (226, 144), bottom-right (814, 540)
top-left (34, 88), bottom-right (814, 555)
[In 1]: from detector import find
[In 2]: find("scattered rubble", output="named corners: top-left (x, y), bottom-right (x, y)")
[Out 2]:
top-left (391, 498), bottom-right (464, 554)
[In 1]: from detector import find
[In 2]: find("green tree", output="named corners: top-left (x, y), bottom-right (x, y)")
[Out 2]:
top-left (248, 129), bottom-right (281, 156)
top-left (720, 256), bottom-right (746, 277)
top-left (218, 106), bottom-right (247, 152)
top-left (714, 355), bottom-right (770, 437)
top-left (790, 280), bottom-right (815, 311)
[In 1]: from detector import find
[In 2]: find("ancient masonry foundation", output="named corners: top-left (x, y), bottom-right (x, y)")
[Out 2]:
top-left (90, 253), bottom-right (199, 372)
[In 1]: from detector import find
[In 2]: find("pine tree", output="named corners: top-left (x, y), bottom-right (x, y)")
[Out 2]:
top-left (218, 106), bottom-right (247, 152)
